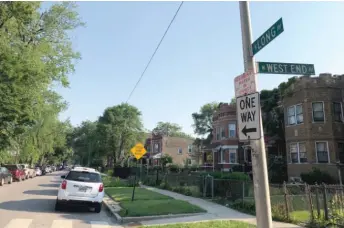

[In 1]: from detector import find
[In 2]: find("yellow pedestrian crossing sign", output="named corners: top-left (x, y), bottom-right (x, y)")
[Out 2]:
top-left (130, 143), bottom-right (147, 160)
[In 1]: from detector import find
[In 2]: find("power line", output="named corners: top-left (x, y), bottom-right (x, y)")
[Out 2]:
top-left (126, 1), bottom-right (184, 103)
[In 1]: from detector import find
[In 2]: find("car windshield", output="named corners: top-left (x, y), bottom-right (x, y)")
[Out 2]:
top-left (65, 171), bottom-right (101, 183)
top-left (3, 165), bottom-right (18, 170)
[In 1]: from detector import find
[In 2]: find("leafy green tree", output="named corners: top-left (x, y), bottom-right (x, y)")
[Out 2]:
top-left (191, 102), bottom-right (219, 146)
top-left (152, 122), bottom-right (193, 139)
top-left (97, 103), bottom-right (144, 167)
top-left (0, 2), bottom-right (84, 150)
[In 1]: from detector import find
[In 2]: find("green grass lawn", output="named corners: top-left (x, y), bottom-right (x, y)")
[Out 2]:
top-left (141, 220), bottom-right (256, 228)
top-left (105, 187), bottom-right (206, 217)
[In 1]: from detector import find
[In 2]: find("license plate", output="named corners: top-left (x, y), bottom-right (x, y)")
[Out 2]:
top-left (78, 186), bottom-right (88, 192)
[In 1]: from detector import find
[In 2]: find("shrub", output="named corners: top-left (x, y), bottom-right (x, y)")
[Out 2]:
top-left (168, 164), bottom-right (180, 173)
top-left (230, 199), bottom-right (256, 215)
top-left (300, 168), bottom-right (336, 185)
top-left (232, 165), bottom-right (244, 172)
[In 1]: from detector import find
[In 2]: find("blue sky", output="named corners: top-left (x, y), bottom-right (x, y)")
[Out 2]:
top-left (55, 1), bottom-right (344, 136)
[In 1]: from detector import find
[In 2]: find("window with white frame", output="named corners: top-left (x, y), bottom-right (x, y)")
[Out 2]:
top-left (216, 127), bottom-right (220, 140)
top-left (287, 104), bottom-right (303, 125)
top-left (229, 149), bottom-right (237, 164)
top-left (188, 145), bottom-right (192, 153)
top-left (220, 149), bottom-right (227, 163)
top-left (316, 142), bottom-right (329, 163)
top-left (228, 123), bottom-right (236, 138)
top-left (312, 102), bottom-right (325, 122)
top-left (220, 127), bottom-right (226, 139)
top-left (289, 142), bottom-right (307, 163)
top-left (333, 102), bottom-right (343, 122)
top-left (178, 147), bottom-right (182, 154)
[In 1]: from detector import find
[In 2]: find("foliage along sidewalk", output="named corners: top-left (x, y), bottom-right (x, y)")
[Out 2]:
top-left (104, 187), bottom-right (206, 223)
top-left (140, 220), bottom-right (256, 228)
top-left (139, 185), bottom-right (302, 228)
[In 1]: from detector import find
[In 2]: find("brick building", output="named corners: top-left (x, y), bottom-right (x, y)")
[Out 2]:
top-left (211, 103), bottom-right (245, 171)
top-left (144, 133), bottom-right (194, 166)
top-left (283, 73), bottom-right (344, 181)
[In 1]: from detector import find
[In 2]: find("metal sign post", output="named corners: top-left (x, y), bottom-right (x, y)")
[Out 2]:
top-left (238, 2), bottom-right (273, 228)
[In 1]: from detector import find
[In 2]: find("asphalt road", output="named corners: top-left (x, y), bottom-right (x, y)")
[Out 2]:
top-left (0, 171), bottom-right (121, 228)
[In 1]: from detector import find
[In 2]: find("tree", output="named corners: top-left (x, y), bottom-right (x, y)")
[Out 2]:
top-left (97, 103), bottom-right (144, 167)
top-left (191, 102), bottom-right (219, 145)
top-left (230, 97), bottom-right (236, 105)
top-left (152, 122), bottom-right (193, 139)
top-left (0, 2), bottom-right (84, 150)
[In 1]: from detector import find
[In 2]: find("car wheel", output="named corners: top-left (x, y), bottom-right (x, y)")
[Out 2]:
top-left (94, 203), bottom-right (102, 213)
top-left (55, 201), bottom-right (63, 211)
top-left (8, 176), bottom-right (13, 184)
top-left (0, 178), bottom-right (4, 186)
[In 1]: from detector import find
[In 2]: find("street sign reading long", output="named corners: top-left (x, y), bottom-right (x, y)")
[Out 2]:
top-left (251, 18), bottom-right (284, 56)
top-left (257, 61), bottom-right (315, 75)
top-left (236, 92), bottom-right (261, 141)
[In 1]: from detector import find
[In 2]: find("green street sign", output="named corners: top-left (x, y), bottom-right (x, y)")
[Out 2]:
top-left (251, 18), bottom-right (284, 56)
top-left (257, 62), bottom-right (315, 75)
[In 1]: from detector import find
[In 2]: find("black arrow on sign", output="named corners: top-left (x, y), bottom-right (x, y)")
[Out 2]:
top-left (241, 126), bottom-right (257, 136)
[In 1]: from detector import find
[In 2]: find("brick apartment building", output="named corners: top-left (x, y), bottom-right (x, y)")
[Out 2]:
top-left (283, 73), bottom-right (344, 181)
top-left (211, 103), bottom-right (244, 171)
top-left (144, 133), bottom-right (194, 166)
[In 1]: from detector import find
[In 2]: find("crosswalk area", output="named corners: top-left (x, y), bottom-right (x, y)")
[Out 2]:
top-left (4, 218), bottom-right (123, 228)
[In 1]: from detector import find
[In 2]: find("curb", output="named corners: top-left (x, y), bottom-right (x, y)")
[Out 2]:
top-left (103, 194), bottom-right (123, 223)
top-left (103, 193), bottom-right (207, 225)
top-left (121, 212), bottom-right (207, 224)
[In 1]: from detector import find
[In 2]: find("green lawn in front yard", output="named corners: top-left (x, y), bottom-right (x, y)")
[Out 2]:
top-left (105, 187), bottom-right (206, 217)
top-left (141, 220), bottom-right (256, 228)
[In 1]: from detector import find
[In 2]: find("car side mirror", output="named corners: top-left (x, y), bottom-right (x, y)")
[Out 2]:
top-left (61, 175), bottom-right (65, 179)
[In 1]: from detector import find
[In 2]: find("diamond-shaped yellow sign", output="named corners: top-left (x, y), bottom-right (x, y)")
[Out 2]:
top-left (130, 143), bottom-right (147, 160)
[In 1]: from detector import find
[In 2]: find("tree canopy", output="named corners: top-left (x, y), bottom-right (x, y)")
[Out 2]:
top-left (152, 122), bottom-right (193, 139)
top-left (0, 2), bottom-right (84, 165)
top-left (191, 102), bottom-right (219, 145)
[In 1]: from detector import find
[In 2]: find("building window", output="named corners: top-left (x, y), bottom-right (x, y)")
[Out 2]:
top-left (220, 127), bottom-right (226, 139)
top-left (316, 142), bottom-right (329, 163)
top-left (216, 127), bottom-right (220, 140)
top-left (178, 147), bottom-right (182, 154)
top-left (289, 142), bottom-right (307, 163)
top-left (338, 143), bottom-right (344, 164)
top-left (154, 143), bottom-right (159, 153)
top-left (333, 102), bottom-right (343, 122)
top-left (312, 102), bottom-right (325, 122)
top-left (188, 145), bottom-right (192, 153)
top-left (229, 123), bottom-right (236, 138)
top-left (229, 149), bottom-right (237, 164)
top-left (220, 149), bottom-right (227, 163)
top-left (287, 105), bottom-right (303, 125)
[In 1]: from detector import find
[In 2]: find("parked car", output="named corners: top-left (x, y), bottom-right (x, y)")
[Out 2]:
top-left (19, 164), bottom-right (36, 179)
top-left (0, 167), bottom-right (13, 186)
top-left (2, 164), bottom-right (26, 181)
top-left (55, 167), bottom-right (104, 213)
top-left (45, 165), bottom-right (52, 173)
top-left (35, 167), bottom-right (42, 176)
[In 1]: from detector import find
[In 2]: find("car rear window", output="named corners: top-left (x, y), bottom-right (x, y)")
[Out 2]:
top-left (65, 171), bottom-right (101, 183)
top-left (3, 165), bottom-right (18, 170)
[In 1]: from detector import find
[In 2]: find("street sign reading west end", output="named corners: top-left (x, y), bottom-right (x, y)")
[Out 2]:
top-left (257, 61), bottom-right (315, 75)
top-left (236, 92), bottom-right (261, 141)
top-left (130, 143), bottom-right (147, 160)
top-left (251, 18), bottom-right (284, 56)
top-left (234, 71), bottom-right (256, 98)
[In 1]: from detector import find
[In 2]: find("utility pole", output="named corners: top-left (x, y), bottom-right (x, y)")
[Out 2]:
top-left (239, 2), bottom-right (273, 228)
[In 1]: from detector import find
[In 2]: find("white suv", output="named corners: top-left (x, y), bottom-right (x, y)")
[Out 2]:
top-left (55, 168), bottom-right (104, 213)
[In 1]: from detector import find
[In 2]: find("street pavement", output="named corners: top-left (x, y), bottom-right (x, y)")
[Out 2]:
top-left (0, 171), bottom-right (122, 228)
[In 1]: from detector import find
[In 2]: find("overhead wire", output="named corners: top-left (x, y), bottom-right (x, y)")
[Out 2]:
top-left (125, 1), bottom-right (184, 103)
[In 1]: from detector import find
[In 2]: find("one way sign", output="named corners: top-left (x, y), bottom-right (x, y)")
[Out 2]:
top-left (236, 92), bottom-right (261, 141)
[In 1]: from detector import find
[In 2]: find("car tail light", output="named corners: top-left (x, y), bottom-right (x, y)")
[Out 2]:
top-left (61, 180), bottom-right (67, 190)
top-left (99, 183), bottom-right (104, 192)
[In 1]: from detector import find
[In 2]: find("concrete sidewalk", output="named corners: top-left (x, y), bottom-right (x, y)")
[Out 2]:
top-left (140, 185), bottom-right (302, 228)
